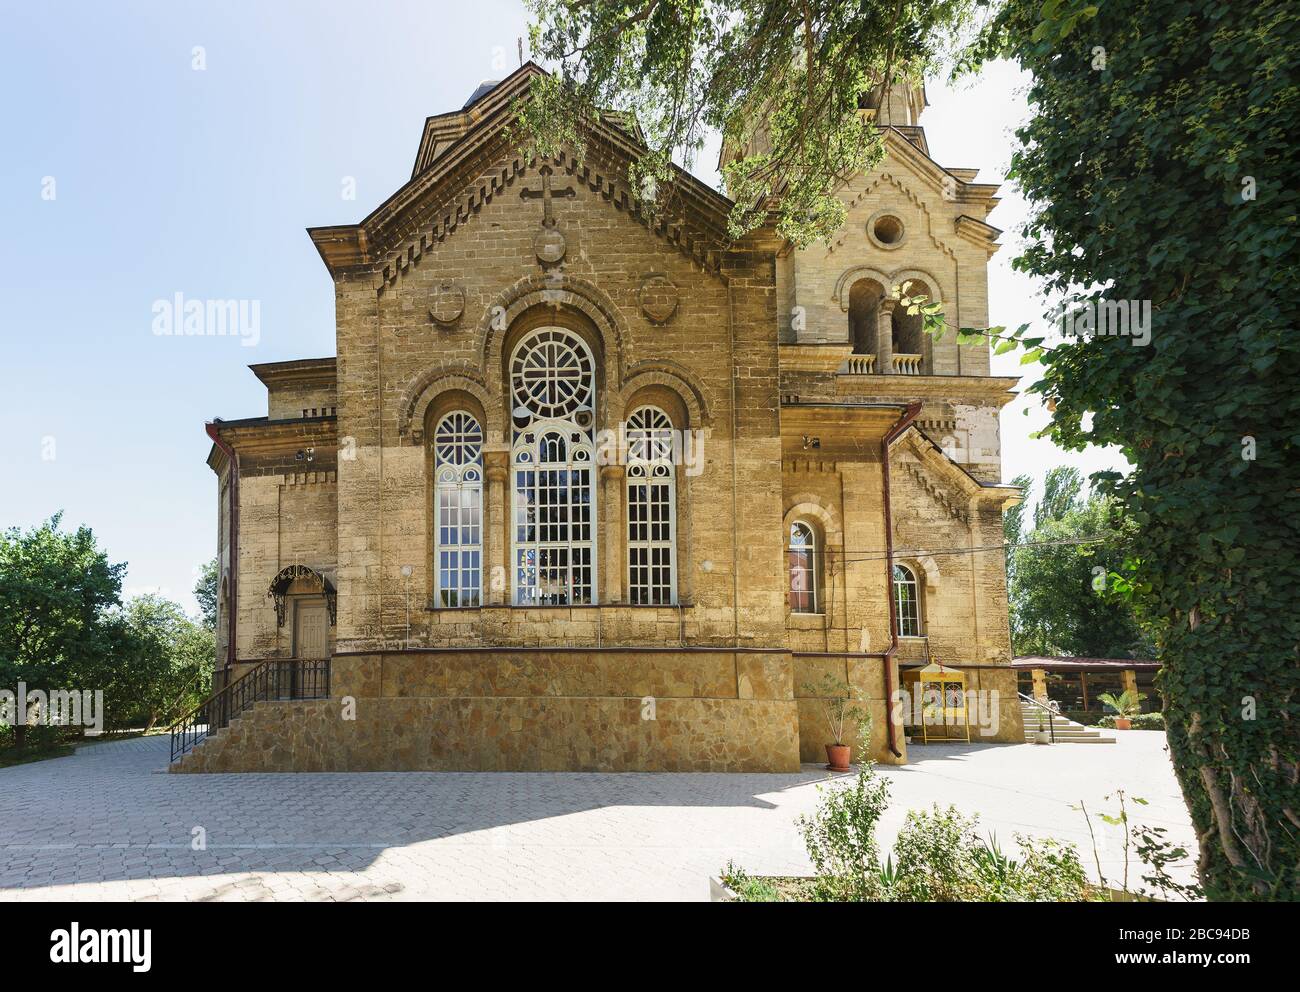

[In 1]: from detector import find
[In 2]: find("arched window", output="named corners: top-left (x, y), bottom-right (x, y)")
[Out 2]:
top-left (893, 279), bottom-right (929, 361)
top-left (788, 521), bottom-right (819, 613)
top-left (893, 563), bottom-right (922, 636)
top-left (847, 277), bottom-right (884, 358)
top-left (510, 327), bottom-right (597, 606)
top-left (433, 412), bottom-right (483, 607)
top-left (626, 405), bottom-right (676, 605)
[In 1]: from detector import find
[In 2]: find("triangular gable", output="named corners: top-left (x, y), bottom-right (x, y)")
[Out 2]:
top-left (308, 63), bottom-right (740, 291)
top-left (891, 424), bottom-right (1021, 523)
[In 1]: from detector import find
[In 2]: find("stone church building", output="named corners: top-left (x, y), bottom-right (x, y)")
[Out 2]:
top-left (182, 64), bottom-right (1022, 773)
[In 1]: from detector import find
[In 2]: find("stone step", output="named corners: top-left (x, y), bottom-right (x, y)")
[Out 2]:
top-left (1019, 701), bottom-right (1115, 743)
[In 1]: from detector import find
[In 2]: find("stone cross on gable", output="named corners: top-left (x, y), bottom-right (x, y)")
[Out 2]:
top-left (520, 164), bottom-right (576, 264)
top-left (520, 164), bottom-right (576, 229)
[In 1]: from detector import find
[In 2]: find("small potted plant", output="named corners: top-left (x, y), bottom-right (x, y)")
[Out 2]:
top-left (805, 674), bottom-right (866, 772)
top-left (1034, 714), bottom-right (1051, 745)
top-left (1098, 689), bottom-right (1146, 731)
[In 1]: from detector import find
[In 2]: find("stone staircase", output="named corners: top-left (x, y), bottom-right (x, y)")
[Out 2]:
top-left (1019, 694), bottom-right (1115, 744)
top-left (168, 658), bottom-right (332, 772)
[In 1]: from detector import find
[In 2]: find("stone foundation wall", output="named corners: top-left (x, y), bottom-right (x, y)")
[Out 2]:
top-left (175, 649), bottom-right (803, 773)
top-left (794, 655), bottom-right (908, 766)
top-left (792, 655), bottom-right (1025, 766)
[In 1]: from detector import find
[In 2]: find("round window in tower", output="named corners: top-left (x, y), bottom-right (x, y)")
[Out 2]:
top-left (867, 211), bottom-right (906, 250)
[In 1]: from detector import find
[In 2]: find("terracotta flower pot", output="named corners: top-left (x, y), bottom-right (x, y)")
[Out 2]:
top-left (825, 744), bottom-right (851, 772)
top-left (1114, 717), bottom-right (1132, 730)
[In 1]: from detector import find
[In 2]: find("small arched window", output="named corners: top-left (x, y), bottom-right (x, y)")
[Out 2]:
top-left (626, 405), bottom-right (677, 605)
top-left (893, 563), bottom-right (922, 637)
top-left (788, 521), bottom-right (819, 614)
top-left (434, 412), bottom-right (483, 607)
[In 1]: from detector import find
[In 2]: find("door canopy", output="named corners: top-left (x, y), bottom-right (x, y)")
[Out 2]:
top-left (267, 565), bottom-right (337, 627)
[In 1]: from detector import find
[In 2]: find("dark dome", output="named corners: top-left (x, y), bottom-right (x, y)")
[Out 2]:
top-left (463, 80), bottom-right (501, 109)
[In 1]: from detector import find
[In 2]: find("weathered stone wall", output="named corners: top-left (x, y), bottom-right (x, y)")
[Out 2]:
top-left (267, 381), bottom-right (337, 421)
top-left (233, 472), bottom-right (338, 660)
top-left (175, 649), bottom-right (801, 773)
top-left (795, 654), bottom-right (909, 766)
top-left (202, 72), bottom-right (1022, 773)
top-left (329, 135), bottom-right (785, 655)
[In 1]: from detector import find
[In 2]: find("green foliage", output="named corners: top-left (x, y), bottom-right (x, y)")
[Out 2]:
top-left (796, 761), bottom-right (891, 901)
top-left (774, 768), bottom-right (1091, 901)
top-left (1078, 791), bottom-right (1202, 900)
top-left (110, 595), bottom-right (214, 731)
top-left (1003, 471), bottom-right (1032, 586)
top-left (963, 0), bottom-right (1300, 900)
top-left (891, 804), bottom-right (983, 900)
top-left (0, 515), bottom-right (125, 747)
top-left (891, 806), bottom-right (1091, 901)
top-left (1097, 688), bottom-right (1145, 718)
top-left (719, 861), bottom-right (782, 902)
top-left (1099, 711), bottom-right (1164, 731)
top-left (194, 558), bottom-right (219, 631)
top-left (520, 0), bottom-right (980, 246)
top-left (0, 515), bottom-right (214, 745)
top-left (1008, 470), bottom-right (1149, 657)
top-left (1133, 824), bottom-right (1203, 902)
top-left (802, 673), bottom-right (868, 746)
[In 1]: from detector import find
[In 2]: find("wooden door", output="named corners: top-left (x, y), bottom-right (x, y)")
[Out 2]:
top-left (293, 599), bottom-right (328, 658)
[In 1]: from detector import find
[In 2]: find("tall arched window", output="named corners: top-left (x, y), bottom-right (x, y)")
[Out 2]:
top-left (626, 405), bottom-right (676, 605)
top-left (788, 521), bottom-right (819, 613)
top-left (510, 327), bottom-right (597, 606)
top-left (434, 412), bottom-right (483, 607)
top-left (893, 563), bottom-right (922, 636)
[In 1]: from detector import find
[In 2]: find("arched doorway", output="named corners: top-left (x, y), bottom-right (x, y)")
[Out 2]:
top-left (267, 565), bottom-right (335, 697)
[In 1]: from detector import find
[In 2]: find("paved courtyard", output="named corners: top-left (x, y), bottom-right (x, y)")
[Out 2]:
top-left (0, 733), bottom-right (1195, 901)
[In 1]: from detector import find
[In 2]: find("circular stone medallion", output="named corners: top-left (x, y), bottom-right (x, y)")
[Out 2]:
top-left (429, 280), bottom-right (466, 325)
top-left (534, 226), bottom-right (567, 264)
top-left (638, 273), bottom-right (679, 324)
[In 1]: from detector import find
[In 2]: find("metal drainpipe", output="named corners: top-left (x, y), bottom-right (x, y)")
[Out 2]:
top-left (879, 401), bottom-right (922, 758)
top-left (205, 422), bottom-right (239, 680)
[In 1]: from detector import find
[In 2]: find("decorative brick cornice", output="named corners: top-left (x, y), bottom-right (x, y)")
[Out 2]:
top-left (897, 456), bottom-right (969, 525)
top-left (371, 149), bottom-right (731, 296)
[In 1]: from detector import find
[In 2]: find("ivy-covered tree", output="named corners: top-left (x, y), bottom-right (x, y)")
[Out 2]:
top-left (967, 0), bottom-right (1300, 899)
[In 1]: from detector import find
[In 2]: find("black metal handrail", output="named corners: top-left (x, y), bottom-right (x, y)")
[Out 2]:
top-left (169, 658), bottom-right (330, 763)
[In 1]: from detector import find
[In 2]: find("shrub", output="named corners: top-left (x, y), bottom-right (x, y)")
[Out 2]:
top-left (795, 762), bottom-right (891, 901)
top-left (892, 805), bottom-right (983, 901)
top-left (889, 806), bottom-right (1092, 902)
top-left (1014, 835), bottom-right (1091, 901)
top-left (719, 861), bottom-right (781, 902)
top-left (1098, 712), bottom-right (1165, 731)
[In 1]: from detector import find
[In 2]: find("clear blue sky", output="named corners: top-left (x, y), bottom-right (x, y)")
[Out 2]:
top-left (0, 1), bottom-right (1121, 614)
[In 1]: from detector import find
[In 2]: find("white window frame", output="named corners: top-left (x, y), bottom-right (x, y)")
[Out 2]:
top-left (893, 563), bottom-right (922, 637)
top-left (626, 405), bottom-right (677, 605)
top-left (509, 327), bottom-right (598, 606)
top-left (788, 521), bottom-right (819, 614)
top-left (433, 411), bottom-right (484, 608)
